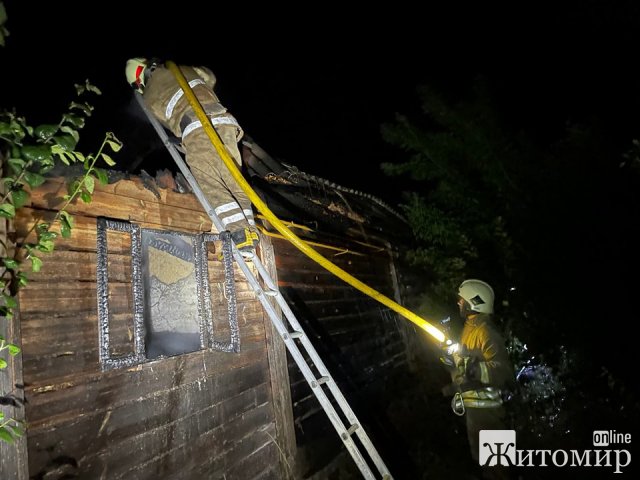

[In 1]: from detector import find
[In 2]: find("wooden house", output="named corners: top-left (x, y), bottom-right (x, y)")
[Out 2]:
top-left (0, 138), bottom-right (431, 479)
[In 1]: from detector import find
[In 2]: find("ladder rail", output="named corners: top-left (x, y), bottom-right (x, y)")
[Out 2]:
top-left (133, 94), bottom-right (392, 479)
top-left (251, 256), bottom-right (392, 476)
top-left (234, 252), bottom-right (378, 480)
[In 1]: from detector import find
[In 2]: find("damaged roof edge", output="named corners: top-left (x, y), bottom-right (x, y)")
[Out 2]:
top-left (42, 137), bottom-right (413, 245)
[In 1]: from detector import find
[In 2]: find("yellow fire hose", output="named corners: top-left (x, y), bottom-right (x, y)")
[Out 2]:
top-left (167, 61), bottom-right (446, 345)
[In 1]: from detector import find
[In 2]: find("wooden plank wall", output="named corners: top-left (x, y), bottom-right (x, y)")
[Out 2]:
top-left (271, 236), bottom-right (409, 478)
top-left (14, 177), bottom-right (283, 479)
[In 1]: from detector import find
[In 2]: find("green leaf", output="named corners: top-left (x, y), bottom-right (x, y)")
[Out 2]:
top-left (21, 145), bottom-right (52, 163)
top-left (61, 222), bottom-right (71, 238)
top-left (74, 151), bottom-right (85, 162)
top-left (10, 426), bottom-right (23, 438)
top-left (0, 122), bottom-right (12, 136)
top-left (7, 157), bottom-right (26, 174)
top-left (94, 168), bottom-right (109, 185)
top-left (84, 175), bottom-right (95, 194)
top-left (16, 272), bottom-right (28, 287)
top-left (62, 113), bottom-right (84, 129)
top-left (60, 210), bottom-right (74, 227)
top-left (2, 258), bottom-right (19, 270)
top-left (30, 255), bottom-right (43, 273)
top-left (0, 203), bottom-right (15, 219)
top-left (53, 134), bottom-right (78, 152)
top-left (80, 191), bottom-right (92, 204)
top-left (51, 144), bottom-right (71, 165)
top-left (0, 359), bottom-right (7, 370)
top-left (85, 81), bottom-right (102, 95)
top-left (34, 124), bottom-right (59, 140)
top-left (60, 125), bottom-right (80, 143)
top-left (39, 231), bottom-right (57, 241)
top-left (106, 138), bottom-right (122, 152)
top-left (68, 178), bottom-right (81, 195)
top-left (0, 427), bottom-right (14, 443)
top-left (69, 101), bottom-right (91, 116)
top-left (11, 189), bottom-right (29, 209)
top-left (101, 152), bottom-right (116, 166)
top-left (0, 412), bottom-right (3, 421)
top-left (23, 171), bottom-right (46, 188)
top-left (8, 122), bottom-right (25, 142)
top-left (36, 222), bottom-right (51, 233)
top-left (0, 3), bottom-right (7, 25)
top-left (2, 295), bottom-right (17, 308)
top-left (60, 211), bottom-right (74, 238)
top-left (36, 239), bottom-right (54, 253)
top-left (8, 344), bottom-right (21, 356)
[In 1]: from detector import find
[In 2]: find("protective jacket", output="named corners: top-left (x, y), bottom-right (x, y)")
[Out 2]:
top-left (141, 64), bottom-right (255, 234)
top-left (455, 313), bottom-right (514, 409)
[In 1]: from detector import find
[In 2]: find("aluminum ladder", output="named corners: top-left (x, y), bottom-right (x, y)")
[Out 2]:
top-left (134, 94), bottom-right (393, 480)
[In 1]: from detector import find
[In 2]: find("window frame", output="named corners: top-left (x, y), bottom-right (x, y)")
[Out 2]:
top-left (96, 218), bottom-right (239, 371)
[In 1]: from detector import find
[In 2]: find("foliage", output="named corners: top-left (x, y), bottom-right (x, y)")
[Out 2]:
top-left (0, 4), bottom-right (121, 443)
top-left (380, 77), bottom-right (614, 304)
top-left (0, 409), bottom-right (22, 444)
top-left (380, 80), bottom-right (529, 300)
top-left (0, 80), bottom-right (118, 295)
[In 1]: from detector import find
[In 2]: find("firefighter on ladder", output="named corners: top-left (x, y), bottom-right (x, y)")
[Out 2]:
top-left (125, 58), bottom-right (259, 255)
top-left (441, 279), bottom-right (515, 480)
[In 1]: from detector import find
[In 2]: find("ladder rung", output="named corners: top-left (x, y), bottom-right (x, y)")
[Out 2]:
top-left (263, 289), bottom-right (279, 297)
top-left (317, 376), bottom-right (331, 385)
top-left (342, 423), bottom-right (360, 439)
top-left (289, 331), bottom-right (304, 339)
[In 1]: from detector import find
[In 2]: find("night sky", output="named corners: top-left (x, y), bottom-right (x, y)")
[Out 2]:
top-left (3, 2), bottom-right (638, 200)
top-left (3, 2), bottom-right (640, 382)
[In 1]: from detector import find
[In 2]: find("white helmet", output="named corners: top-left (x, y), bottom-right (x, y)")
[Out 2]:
top-left (458, 279), bottom-right (495, 314)
top-left (126, 57), bottom-right (149, 92)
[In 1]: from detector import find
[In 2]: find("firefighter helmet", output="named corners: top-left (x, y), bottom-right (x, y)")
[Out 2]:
top-left (126, 57), bottom-right (149, 92)
top-left (458, 279), bottom-right (495, 314)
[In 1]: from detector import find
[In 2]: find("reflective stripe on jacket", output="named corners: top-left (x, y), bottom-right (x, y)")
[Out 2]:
top-left (143, 65), bottom-right (243, 142)
top-left (461, 387), bottom-right (503, 408)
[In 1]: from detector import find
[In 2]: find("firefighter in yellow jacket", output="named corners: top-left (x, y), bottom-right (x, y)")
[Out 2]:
top-left (443, 279), bottom-right (515, 477)
top-left (125, 58), bottom-right (259, 254)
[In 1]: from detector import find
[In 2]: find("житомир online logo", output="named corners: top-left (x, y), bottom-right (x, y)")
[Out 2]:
top-left (479, 429), bottom-right (631, 473)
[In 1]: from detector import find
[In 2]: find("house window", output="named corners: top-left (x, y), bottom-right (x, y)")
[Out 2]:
top-left (96, 218), bottom-right (239, 370)
top-left (142, 229), bottom-right (201, 359)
